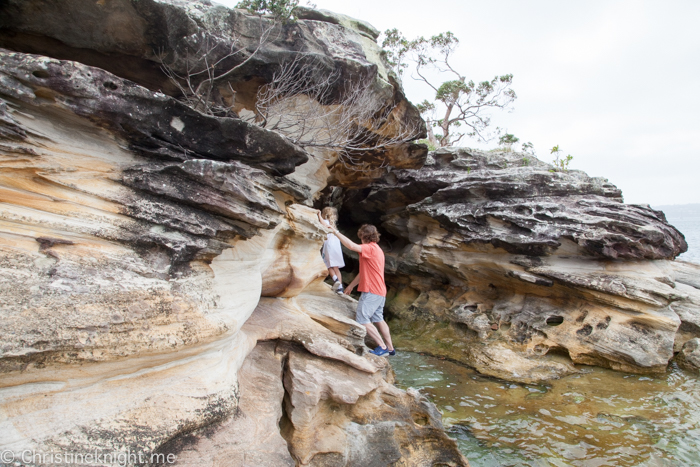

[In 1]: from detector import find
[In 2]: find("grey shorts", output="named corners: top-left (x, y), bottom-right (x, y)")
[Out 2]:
top-left (356, 292), bottom-right (386, 324)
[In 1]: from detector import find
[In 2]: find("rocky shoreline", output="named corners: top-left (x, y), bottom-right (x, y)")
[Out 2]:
top-left (1, 0), bottom-right (697, 465)
top-left (341, 147), bottom-right (699, 382)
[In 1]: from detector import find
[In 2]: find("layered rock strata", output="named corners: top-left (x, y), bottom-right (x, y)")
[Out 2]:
top-left (0, 0), bottom-right (427, 188)
top-left (164, 299), bottom-right (466, 466)
top-left (3, 0), bottom-right (696, 462)
top-left (0, 2), bottom-right (463, 465)
top-left (342, 148), bottom-right (697, 383)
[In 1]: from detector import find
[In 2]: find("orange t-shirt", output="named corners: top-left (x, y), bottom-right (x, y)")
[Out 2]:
top-left (358, 242), bottom-right (386, 297)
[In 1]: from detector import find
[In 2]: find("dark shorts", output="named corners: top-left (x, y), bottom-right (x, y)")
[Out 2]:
top-left (356, 292), bottom-right (385, 324)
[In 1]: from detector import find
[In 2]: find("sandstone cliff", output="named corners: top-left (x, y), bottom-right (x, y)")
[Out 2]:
top-left (341, 148), bottom-right (699, 383)
top-left (1, 0), bottom-right (698, 464)
top-left (0, 1), bottom-right (464, 465)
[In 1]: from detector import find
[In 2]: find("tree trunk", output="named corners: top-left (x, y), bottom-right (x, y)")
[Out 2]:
top-left (440, 104), bottom-right (453, 147)
top-left (426, 122), bottom-right (439, 148)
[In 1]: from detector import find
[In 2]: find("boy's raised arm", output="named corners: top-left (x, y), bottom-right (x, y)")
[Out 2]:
top-left (332, 229), bottom-right (362, 253)
top-left (318, 212), bottom-right (362, 253)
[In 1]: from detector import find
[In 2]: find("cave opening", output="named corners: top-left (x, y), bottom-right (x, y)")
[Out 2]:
top-left (314, 185), bottom-right (403, 291)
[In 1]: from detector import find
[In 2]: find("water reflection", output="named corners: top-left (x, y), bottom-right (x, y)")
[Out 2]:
top-left (391, 352), bottom-right (700, 466)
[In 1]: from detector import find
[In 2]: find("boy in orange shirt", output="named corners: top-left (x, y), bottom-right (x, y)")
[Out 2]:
top-left (323, 221), bottom-right (395, 357)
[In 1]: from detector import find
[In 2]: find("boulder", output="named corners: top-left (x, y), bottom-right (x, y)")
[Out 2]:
top-left (676, 338), bottom-right (700, 372)
top-left (342, 147), bottom-right (693, 381)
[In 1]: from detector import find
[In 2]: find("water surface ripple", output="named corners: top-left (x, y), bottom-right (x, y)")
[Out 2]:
top-left (391, 352), bottom-right (700, 466)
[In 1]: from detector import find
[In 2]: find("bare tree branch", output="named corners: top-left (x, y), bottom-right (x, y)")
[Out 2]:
top-left (158, 16), bottom-right (280, 117)
top-left (246, 54), bottom-right (422, 170)
top-left (382, 29), bottom-right (516, 147)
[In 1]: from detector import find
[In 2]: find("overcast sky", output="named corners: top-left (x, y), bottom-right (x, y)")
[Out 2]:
top-left (217, 0), bottom-right (700, 206)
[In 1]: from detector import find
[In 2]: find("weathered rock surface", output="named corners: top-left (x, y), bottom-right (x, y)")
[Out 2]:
top-left (0, 0), bottom-right (427, 192)
top-left (0, 0), bottom-right (392, 98)
top-left (165, 341), bottom-right (295, 467)
top-left (138, 291), bottom-right (467, 466)
top-left (0, 2), bottom-right (460, 465)
top-left (281, 343), bottom-right (466, 466)
top-left (342, 147), bottom-right (696, 382)
top-left (3, 0), bottom-right (697, 462)
top-left (0, 49), bottom-right (309, 175)
top-left (676, 338), bottom-right (700, 372)
top-left (354, 148), bottom-right (685, 259)
top-left (0, 47), bottom-right (329, 371)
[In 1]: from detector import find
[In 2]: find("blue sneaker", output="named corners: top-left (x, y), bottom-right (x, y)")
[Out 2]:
top-left (371, 346), bottom-right (389, 356)
top-left (388, 349), bottom-right (396, 356)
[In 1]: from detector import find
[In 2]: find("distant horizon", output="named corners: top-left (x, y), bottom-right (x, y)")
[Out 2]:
top-left (655, 202), bottom-right (699, 264)
top-left (654, 203), bottom-right (700, 207)
top-left (653, 203), bottom-right (700, 208)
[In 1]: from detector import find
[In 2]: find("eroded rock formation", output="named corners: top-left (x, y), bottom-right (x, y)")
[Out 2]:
top-left (0, 1), bottom-right (465, 465)
top-left (0, 0), bottom-right (426, 187)
top-left (342, 148), bottom-right (699, 383)
top-left (155, 292), bottom-right (465, 466)
top-left (2, 0), bottom-right (697, 464)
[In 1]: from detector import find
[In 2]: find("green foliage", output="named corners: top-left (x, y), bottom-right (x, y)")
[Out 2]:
top-left (382, 28), bottom-right (410, 75)
top-left (236, 0), bottom-right (300, 22)
top-left (550, 145), bottom-right (573, 171)
top-left (498, 133), bottom-right (519, 147)
top-left (415, 100), bottom-right (435, 114)
top-left (495, 131), bottom-right (519, 152)
top-left (381, 29), bottom-right (516, 147)
top-left (417, 138), bottom-right (438, 151)
top-left (521, 141), bottom-right (535, 155)
top-left (435, 79), bottom-right (470, 101)
top-left (522, 157), bottom-right (530, 166)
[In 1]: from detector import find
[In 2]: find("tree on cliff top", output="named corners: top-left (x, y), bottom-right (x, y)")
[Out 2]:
top-left (236, 0), bottom-right (300, 22)
top-left (382, 29), bottom-right (516, 147)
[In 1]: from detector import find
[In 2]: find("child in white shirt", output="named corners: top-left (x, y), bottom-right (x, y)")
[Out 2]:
top-left (317, 207), bottom-right (345, 294)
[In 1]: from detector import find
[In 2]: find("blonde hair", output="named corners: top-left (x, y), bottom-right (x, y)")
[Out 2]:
top-left (321, 207), bottom-right (338, 228)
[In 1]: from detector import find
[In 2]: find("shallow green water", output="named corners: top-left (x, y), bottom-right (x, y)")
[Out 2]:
top-left (390, 352), bottom-right (700, 467)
